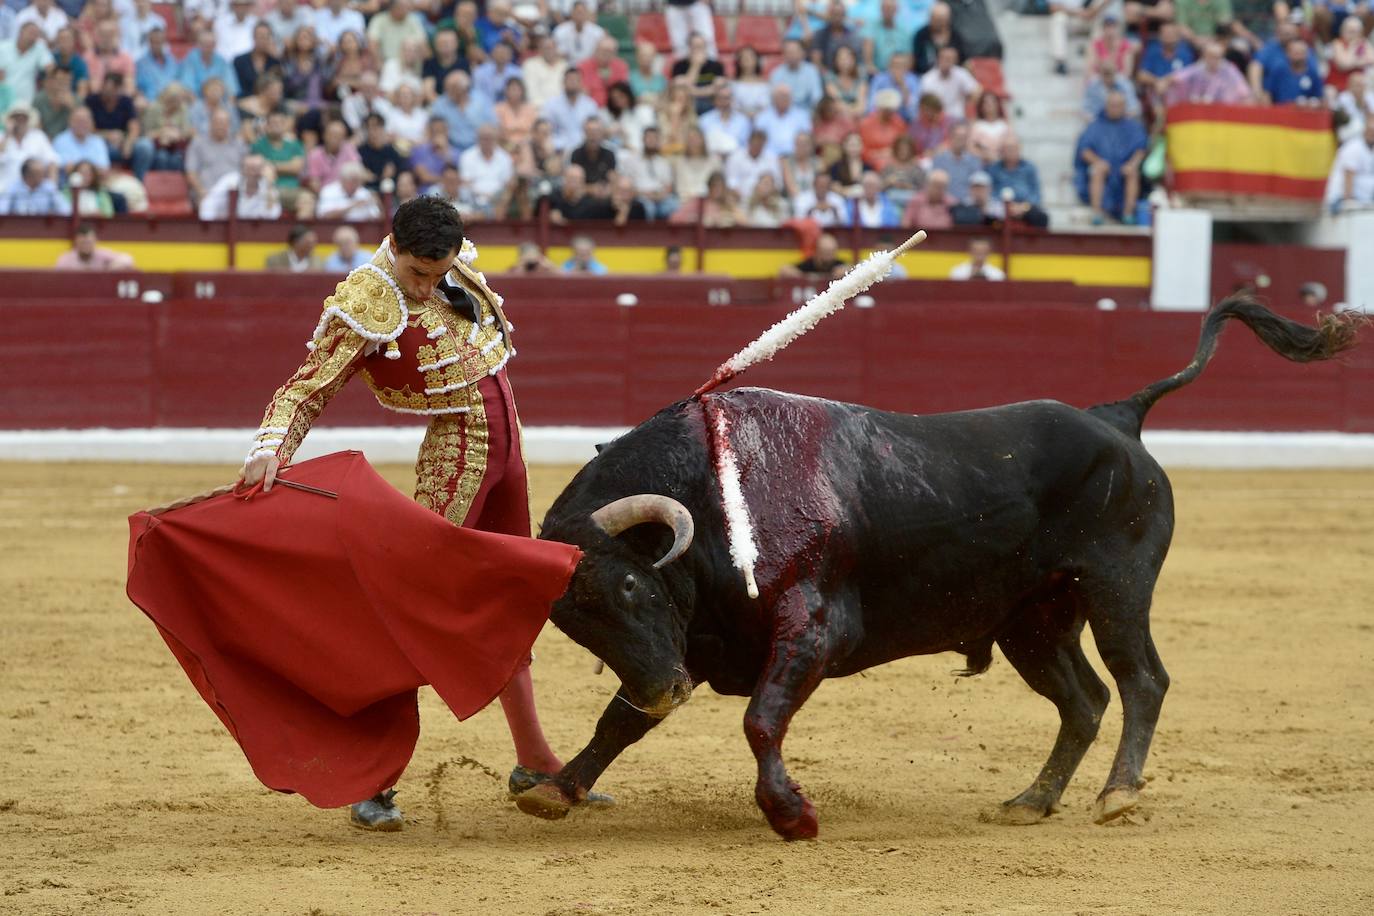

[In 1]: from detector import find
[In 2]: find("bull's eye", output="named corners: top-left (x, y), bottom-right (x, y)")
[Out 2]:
top-left (621, 573), bottom-right (636, 597)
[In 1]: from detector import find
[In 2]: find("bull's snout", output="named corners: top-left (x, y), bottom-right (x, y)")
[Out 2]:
top-left (635, 673), bottom-right (694, 718)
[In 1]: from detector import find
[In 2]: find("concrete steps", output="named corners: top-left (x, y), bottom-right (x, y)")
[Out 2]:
top-left (993, 10), bottom-right (1101, 227)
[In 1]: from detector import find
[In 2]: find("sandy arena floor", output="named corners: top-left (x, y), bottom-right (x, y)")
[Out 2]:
top-left (1, 461), bottom-right (1372, 915)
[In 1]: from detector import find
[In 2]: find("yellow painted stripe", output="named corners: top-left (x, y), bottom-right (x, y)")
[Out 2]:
top-left (1010, 254), bottom-right (1152, 287)
top-left (1167, 121), bottom-right (1335, 181)
top-left (0, 237), bottom-right (1146, 287)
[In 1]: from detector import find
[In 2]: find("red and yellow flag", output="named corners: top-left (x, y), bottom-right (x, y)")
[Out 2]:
top-left (1166, 104), bottom-right (1336, 200)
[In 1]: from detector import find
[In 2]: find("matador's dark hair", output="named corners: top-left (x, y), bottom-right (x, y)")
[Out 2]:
top-left (391, 196), bottom-right (465, 261)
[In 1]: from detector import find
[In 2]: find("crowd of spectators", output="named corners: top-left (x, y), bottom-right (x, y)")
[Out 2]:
top-left (0, 0), bottom-right (1047, 237)
top-left (1060, 0), bottom-right (1374, 220)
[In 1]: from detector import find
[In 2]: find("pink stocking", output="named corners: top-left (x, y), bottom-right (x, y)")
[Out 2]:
top-left (499, 661), bottom-right (563, 773)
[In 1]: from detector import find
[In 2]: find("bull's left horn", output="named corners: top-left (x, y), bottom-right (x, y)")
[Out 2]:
top-left (590, 495), bottom-right (695, 568)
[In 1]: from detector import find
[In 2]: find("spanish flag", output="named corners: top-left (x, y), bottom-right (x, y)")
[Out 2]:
top-left (1166, 104), bottom-right (1336, 201)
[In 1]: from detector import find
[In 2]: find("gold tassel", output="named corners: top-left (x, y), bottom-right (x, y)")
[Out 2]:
top-left (385, 340), bottom-right (401, 360)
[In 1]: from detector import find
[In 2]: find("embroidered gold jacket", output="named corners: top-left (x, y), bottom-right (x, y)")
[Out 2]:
top-left (248, 245), bottom-right (515, 465)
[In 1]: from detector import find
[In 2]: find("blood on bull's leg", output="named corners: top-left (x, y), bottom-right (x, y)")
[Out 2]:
top-left (991, 612), bottom-right (1110, 825)
top-left (515, 688), bottom-right (663, 820)
top-left (742, 586), bottom-right (837, 841)
top-left (1086, 591), bottom-right (1170, 824)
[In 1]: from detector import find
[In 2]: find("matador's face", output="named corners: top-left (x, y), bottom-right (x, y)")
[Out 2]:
top-left (389, 236), bottom-right (457, 303)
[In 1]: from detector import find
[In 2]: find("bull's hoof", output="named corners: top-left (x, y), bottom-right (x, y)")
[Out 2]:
top-left (515, 782), bottom-right (573, 821)
top-left (1093, 787), bottom-right (1140, 825)
top-left (766, 799), bottom-right (819, 841)
top-left (508, 766), bottom-right (616, 809)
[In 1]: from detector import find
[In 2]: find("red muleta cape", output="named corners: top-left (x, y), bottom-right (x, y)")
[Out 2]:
top-left (125, 451), bottom-right (581, 808)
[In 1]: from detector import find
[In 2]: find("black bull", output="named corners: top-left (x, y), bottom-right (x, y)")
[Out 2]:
top-left (516, 296), bottom-right (1361, 840)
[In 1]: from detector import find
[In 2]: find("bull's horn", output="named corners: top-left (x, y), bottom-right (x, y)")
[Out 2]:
top-left (590, 495), bottom-right (695, 568)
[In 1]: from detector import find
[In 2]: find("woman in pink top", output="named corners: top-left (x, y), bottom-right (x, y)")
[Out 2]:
top-left (969, 90), bottom-right (1015, 162)
top-left (811, 96), bottom-right (857, 154)
top-left (495, 77), bottom-right (537, 149)
top-left (1089, 17), bottom-right (1137, 79)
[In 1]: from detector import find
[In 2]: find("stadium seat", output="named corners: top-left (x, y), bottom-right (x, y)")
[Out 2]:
top-left (143, 172), bottom-right (193, 217)
top-left (734, 16), bottom-right (783, 55)
top-left (633, 13), bottom-right (672, 53)
top-left (967, 57), bottom-right (1010, 99)
top-left (151, 3), bottom-right (183, 40)
top-left (713, 17), bottom-right (734, 55)
top-left (598, 12), bottom-right (634, 56)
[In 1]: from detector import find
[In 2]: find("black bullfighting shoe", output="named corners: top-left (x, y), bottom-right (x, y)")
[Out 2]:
top-left (348, 789), bottom-right (403, 831)
top-left (507, 766), bottom-right (616, 809)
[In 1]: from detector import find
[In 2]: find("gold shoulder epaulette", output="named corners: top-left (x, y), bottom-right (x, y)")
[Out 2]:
top-left (309, 263), bottom-right (409, 350)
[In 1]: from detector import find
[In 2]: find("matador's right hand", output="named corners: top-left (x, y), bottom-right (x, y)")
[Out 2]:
top-left (239, 453), bottom-right (281, 492)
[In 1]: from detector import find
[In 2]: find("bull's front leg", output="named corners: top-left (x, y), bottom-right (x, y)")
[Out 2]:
top-left (743, 586), bottom-right (832, 841)
top-left (515, 687), bottom-right (662, 821)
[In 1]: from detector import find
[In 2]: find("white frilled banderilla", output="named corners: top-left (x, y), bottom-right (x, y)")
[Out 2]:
top-left (694, 230), bottom-right (929, 599)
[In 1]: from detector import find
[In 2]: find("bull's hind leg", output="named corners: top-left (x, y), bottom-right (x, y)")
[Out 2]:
top-left (1085, 592), bottom-right (1170, 824)
top-left (992, 614), bottom-right (1110, 825)
top-left (743, 585), bottom-right (838, 841)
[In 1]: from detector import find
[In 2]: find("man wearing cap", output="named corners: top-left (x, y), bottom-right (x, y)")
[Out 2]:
top-left (0, 23), bottom-right (56, 107)
top-left (859, 89), bottom-right (908, 170)
top-left (951, 171), bottom-right (1005, 226)
top-left (0, 106), bottom-right (59, 190)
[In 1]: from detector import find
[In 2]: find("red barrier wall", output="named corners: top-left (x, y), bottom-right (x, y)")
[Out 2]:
top-left (4, 276), bottom-right (1369, 433)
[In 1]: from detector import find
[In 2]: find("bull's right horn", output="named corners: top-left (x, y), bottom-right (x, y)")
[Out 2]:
top-left (590, 495), bottom-right (695, 568)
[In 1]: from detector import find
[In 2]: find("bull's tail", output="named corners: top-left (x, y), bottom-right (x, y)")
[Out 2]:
top-left (1091, 294), bottom-right (1365, 438)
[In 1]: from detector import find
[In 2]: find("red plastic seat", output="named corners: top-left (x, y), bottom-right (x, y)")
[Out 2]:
top-left (633, 13), bottom-right (672, 53)
top-left (967, 57), bottom-right (1009, 99)
top-left (713, 16), bottom-right (733, 55)
top-left (734, 15), bottom-right (784, 55)
top-left (144, 171), bottom-right (193, 217)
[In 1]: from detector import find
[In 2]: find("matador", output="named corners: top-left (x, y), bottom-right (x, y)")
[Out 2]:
top-left (239, 197), bottom-right (610, 830)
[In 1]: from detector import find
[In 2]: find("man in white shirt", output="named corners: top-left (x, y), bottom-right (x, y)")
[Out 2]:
top-left (618, 125), bottom-right (677, 219)
top-left (122, 0), bottom-right (167, 57)
top-left (541, 67), bottom-right (602, 152)
top-left (316, 161), bottom-right (382, 220)
top-left (522, 34), bottom-right (567, 110)
top-left (698, 81), bottom-right (752, 155)
top-left (0, 106), bottom-right (58, 190)
top-left (752, 83), bottom-right (813, 158)
top-left (948, 238), bottom-right (1006, 281)
top-left (323, 225), bottom-right (370, 272)
top-left (1326, 120), bottom-right (1374, 213)
top-left (792, 172), bottom-right (849, 226)
top-left (14, 0), bottom-right (67, 44)
top-left (458, 124), bottom-right (514, 216)
top-left (266, 0), bottom-right (314, 48)
top-left (314, 0), bottom-right (367, 51)
top-left (215, 0), bottom-right (259, 61)
top-left (0, 23), bottom-right (56, 106)
top-left (723, 129), bottom-right (781, 197)
top-left (923, 46), bottom-right (980, 121)
top-left (198, 154), bottom-right (283, 220)
top-left (552, 1), bottom-right (605, 64)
